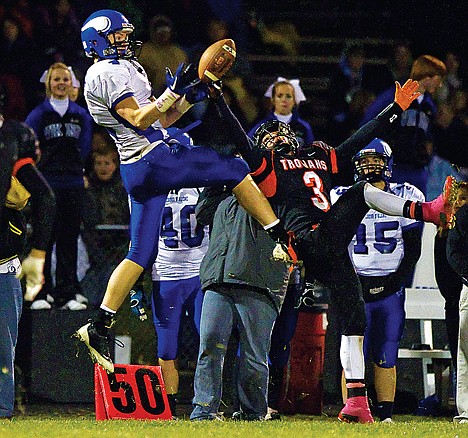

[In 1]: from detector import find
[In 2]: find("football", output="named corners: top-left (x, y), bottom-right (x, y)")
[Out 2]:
top-left (198, 39), bottom-right (236, 83)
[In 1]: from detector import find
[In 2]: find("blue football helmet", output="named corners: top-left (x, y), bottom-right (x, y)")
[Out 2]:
top-left (353, 138), bottom-right (393, 182)
top-left (252, 120), bottom-right (300, 155)
top-left (81, 9), bottom-right (141, 60)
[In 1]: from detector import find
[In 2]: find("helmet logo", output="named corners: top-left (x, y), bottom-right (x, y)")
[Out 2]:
top-left (81, 16), bottom-right (111, 33)
top-left (382, 143), bottom-right (392, 157)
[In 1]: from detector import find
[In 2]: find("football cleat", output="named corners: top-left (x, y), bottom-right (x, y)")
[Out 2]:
top-left (232, 411), bottom-right (265, 421)
top-left (75, 322), bottom-right (114, 373)
top-left (422, 175), bottom-right (459, 229)
top-left (265, 407), bottom-right (281, 420)
top-left (338, 396), bottom-right (374, 424)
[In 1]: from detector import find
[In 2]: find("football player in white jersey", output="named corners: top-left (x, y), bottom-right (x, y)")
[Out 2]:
top-left (331, 138), bottom-right (424, 422)
top-left (151, 186), bottom-right (208, 418)
top-left (75, 10), bottom-right (291, 372)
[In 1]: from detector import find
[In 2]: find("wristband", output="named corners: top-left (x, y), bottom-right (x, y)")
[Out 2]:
top-left (154, 87), bottom-right (180, 113)
top-left (175, 96), bottom-right (194, 114)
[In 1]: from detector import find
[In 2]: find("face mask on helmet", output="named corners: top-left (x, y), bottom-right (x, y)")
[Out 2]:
top-left (252, 120), bottom-right (299, 155)
top-left (353, 138), bottom-right (393, 182)
top-left (81, 9), bottom-right (142, 60)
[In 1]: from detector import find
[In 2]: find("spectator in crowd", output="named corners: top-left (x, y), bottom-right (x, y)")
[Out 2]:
top-left (246, 10), bottom-right (301, 76)
top-left (75, 10), bottom-right (290, 374)
top-left (35, 0), bottom-right (82, 67)
top-left (186, 14), bottom-right (258, 125)
top-left (4, 0), bottom-right (35, 39)
top-left (209, 78), bottom-right (457, 423)
top-left (248, 77), bottom-right (315, 150)
top-left (435, 51), bottom-right (463, 105)
top-left (328, 43), bottom-right (369, 137)
top-left (185, 17), bottom-right (229, 68)
top-left (190, 185), bottom-right (293, 421)
top-left (25, 62), bottom-right (93, 310)
top-left (81, 143), bottom-right (129, 307)
top-left (426, 93), bottom-right (468, 202)
top-left (331, 138), bottom-right (424, 422)
top-left (365, 41), bottom-right (413, 96)
top-left (0, 108), bottom-right (56, 418)
top-left (138, 15), bottom-right (188, 95)
top-left (84, 124), bottom-right (113, 176)
top-left (0, 14), bottom-right (37, 114)
top-left (447, 201), bottom-right (468, 424)
top-left (144, 0), bottom-right (211, 51)
top-left (329, 89), bottom-right (377, 174)
top-left (360, 55), bottom-right (447, 197)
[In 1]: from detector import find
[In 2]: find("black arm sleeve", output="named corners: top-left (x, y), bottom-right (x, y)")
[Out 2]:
top-left (211, 94), bottom-right (264, 170)
top-left (16, 164), bottom-right (56, 251)
top-left (334, 102), bottom-right (403, 170)
top-left (389, 224), bottom-right (423, 289)
top-left (0, 133), bottom-right (16, 225)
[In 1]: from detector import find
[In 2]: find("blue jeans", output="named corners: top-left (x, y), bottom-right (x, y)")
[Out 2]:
top-left (190, 286), bottom-right (277, 420)
top-left (0, 273), bottom-right (22, 417)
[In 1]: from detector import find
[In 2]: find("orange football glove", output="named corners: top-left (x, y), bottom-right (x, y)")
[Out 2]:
top-left (394, 79), bottom-right (420, 111)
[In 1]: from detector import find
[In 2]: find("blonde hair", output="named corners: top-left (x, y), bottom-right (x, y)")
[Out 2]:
top-left (44, 62), bottom-right (71, 98)
top-left (410, 55), bottom-right (447, 81)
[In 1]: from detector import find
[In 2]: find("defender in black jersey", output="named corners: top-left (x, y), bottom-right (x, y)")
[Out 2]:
top-left (210, 79), bottom-right (457, 423)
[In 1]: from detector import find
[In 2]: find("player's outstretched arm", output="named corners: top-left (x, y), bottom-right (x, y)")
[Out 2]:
top-left (334, 80), bottom-right (420, 168)
top-left (115, 63), bottom-right (203, 130)
top-left (210, 85), bottom-right (251, 152)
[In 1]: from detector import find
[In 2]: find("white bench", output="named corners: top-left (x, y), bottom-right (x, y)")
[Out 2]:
top-left (397, 223), bottom-right (452, 399)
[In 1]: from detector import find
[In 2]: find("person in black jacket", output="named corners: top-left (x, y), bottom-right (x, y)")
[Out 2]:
top-left (448, 202), bottom-right (468, 423)
top-left (0, 103), bottom-right (56, 417)
top-left (190, 186), bottom-right (293, 421)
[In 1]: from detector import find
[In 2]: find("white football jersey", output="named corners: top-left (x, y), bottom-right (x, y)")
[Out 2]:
top-left (152, 188), bottom-right (209, 281)
top-left (330, 182), bottom-right (425, 276)
top-left (84, 59), bottom-right (168, 162)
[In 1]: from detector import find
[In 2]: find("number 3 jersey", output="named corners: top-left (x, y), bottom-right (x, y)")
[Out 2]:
top-left (152, 188), bottom-right (209, 281)
top-left (247, 141), bottom-right (340, 239)
top-left (330, 182), bottom-right (424, 276)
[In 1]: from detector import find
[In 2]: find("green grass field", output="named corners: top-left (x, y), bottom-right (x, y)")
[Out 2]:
top-left (1, 412), bottom-right (466, 438)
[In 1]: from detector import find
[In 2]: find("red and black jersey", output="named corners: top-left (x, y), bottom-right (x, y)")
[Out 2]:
top-left (247, 142), bottom-right (339, 237)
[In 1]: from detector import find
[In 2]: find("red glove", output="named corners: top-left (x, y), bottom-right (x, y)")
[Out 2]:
top-left (394, 79), bottom-right (420, 111)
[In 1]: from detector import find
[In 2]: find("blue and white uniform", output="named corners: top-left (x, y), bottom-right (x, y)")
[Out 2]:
top-left (331, 182), bottom-right (424, 367)
top-left (151, 188), bottom-right (209, 360)
top-left (84, 58), bottom-right (249, 270)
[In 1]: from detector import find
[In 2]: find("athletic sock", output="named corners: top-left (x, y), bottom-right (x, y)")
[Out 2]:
top-left (377, 401), bottom-right (394, 420)
top-left (95, 307), bottom-right (116, 336)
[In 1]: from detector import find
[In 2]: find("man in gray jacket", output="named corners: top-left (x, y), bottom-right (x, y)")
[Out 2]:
top-left (190, 186), bottom-right (293, 421)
